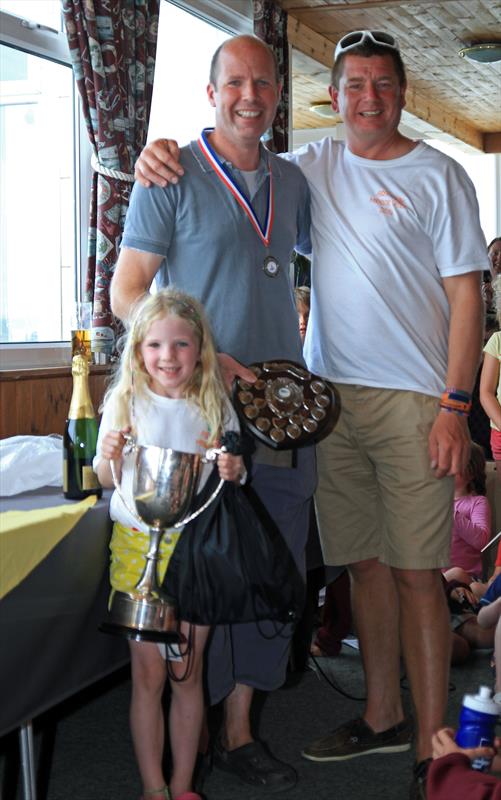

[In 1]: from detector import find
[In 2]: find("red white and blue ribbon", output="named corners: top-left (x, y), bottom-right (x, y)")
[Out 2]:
top-left (198, 128), bottom-right (274, 248)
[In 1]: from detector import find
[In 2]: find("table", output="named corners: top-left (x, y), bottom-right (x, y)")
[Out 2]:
top-left (0, 487), bottom-right (129, 798)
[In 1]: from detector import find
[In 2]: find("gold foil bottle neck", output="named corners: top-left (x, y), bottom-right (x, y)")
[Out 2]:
top-left (71, 354), bottom-right (90, 378)
top-left (68, 355), bottom-right (95, 420)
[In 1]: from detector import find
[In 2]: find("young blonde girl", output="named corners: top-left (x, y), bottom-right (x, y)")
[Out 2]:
top-left (94, 288), bottom-right (244, 800)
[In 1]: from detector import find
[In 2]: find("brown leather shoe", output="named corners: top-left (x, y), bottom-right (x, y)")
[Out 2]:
top-left (302, 716), bottom-right (413, 762)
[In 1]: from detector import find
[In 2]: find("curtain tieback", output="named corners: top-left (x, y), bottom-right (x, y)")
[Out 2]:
top-left (91, 151), bottom-right (134, 183)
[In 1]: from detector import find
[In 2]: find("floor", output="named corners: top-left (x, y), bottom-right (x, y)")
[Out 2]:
top-left (0, 643), bottom-right (494, 800)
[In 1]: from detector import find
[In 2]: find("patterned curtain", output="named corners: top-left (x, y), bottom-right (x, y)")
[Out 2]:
top-left (253, 0), bottom-right (289, 153)
top-left (62, 0), bottom-right (160, 356)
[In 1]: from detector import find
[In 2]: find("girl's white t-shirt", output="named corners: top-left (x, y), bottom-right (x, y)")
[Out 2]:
top-left (93, 384), bottom-right (239, 533)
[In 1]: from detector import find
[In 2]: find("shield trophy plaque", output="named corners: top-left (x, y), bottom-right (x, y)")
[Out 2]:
top-left (101, 441), bottom-right (224, 643)
top-left (233, 360), bottom-right (341, 449)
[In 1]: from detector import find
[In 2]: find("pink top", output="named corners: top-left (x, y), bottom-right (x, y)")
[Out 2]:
top-left (450, 494), bottom-right (491, 577)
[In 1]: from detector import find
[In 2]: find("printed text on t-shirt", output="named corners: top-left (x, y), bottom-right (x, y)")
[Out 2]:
top-left (370, 189), bottom-right (408, 216)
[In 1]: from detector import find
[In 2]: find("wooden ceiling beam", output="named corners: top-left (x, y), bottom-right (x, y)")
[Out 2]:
top-left (282, 0), bottom-right (461, 12)
top-left (288, 15), bottom-right (334, 68)
top-left (287, 16), bottom-right (486, 152)
top-left (404, 88), bottom-right (484, 151)
top-left (484, 133), bottom-right (501, 154)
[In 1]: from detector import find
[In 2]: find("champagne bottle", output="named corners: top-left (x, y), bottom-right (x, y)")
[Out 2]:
top-left (63, 354), bottom-right (102, 499)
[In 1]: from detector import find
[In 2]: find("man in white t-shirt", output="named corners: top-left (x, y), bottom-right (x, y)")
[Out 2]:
top-left (293, 36), bottom-right (485, 800)
top-left (134, 31), bottom-right (488, 800)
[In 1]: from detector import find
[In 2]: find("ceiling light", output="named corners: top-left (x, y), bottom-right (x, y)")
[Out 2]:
top-left (458, 42), bottom-right (501, 63)
top-left (309, 102), bottom-right (338, 119)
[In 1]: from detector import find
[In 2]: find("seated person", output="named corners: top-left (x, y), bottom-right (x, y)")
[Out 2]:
top-left (478, 575), bottom-right (501, 703)
top-left (444, 578), bottom-right (495, 665)
top-left (444, 442), bottom-right (491, 586)
top-left (470, 538), bottom-right (501, 603)
top-left (429, 727), bottom-right (501, 799)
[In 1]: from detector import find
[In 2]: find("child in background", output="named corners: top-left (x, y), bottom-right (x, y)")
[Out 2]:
top-left (468, 537), bottom-right (501, 603)
top-left (292, 283), bottom-right (352, 660)
top-left (488, 237), bottom-right (501, 279)
top-left (443, 442), bottom-right (491, 587)
top-left (469, 312), bottom-right (498, 460)
top-left (429, 727), bottom-right (501, 799)
top-left (94, 289), bottom-right (244, 800)
top-left (294, 285), bottom-right (310, 344)
top-left (478, 576), bottom-right (501, 703)
top-left (481, 274), bottom-right (501, 479)
top-left (444, 578), bottom-right (495, 665)
top-left (486, 541), bottom-right (501, 591)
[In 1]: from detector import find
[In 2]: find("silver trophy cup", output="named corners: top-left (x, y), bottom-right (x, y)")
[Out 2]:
top-left (101, 441), bottom-right (223, 643)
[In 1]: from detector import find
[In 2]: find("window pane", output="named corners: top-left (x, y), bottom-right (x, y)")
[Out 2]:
top-left (147, 2), bottom-right (229, 146)
top-left (0, 0), bottom-right (62, 30)
top-left (0, 44), bottom-right (75, 343)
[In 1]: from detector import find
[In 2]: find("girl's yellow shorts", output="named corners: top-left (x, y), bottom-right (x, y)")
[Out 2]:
top-left (109, 521), bottom-right (181, 595)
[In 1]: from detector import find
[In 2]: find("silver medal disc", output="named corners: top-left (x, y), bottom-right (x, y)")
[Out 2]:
top-left (263, 256), bottom-right (280, 278)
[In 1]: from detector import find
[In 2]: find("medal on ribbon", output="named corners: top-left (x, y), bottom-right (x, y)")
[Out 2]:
top-left (198, 128), bottom-right (280, 276)
top-left (263, 256), bottom-right (279, 278)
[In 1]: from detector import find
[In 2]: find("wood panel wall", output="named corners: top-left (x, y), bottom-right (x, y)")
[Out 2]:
top-left (0, 366), bottom-right (112, 439)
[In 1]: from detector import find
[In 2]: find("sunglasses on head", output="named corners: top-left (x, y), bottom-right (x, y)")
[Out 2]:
top-left (334, 30), bottom-right (400, 62)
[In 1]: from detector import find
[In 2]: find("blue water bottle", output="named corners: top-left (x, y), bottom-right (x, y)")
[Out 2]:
top-left (455, 685), bottom-right (499, 771)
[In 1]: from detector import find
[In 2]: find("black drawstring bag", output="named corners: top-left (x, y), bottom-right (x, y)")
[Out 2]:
top-left (162, 467), bottom-right (305, 626)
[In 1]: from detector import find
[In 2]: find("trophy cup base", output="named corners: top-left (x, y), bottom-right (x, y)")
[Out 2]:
top-left (100, 620), bottom-right (183, 644)
top-left (101, 590), bottom-right (182, 644)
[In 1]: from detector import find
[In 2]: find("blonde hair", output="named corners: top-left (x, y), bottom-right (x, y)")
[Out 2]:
top-left (294, 285), bottom-right (311, 310)
top-left (102, 288), bottom-right (228, 445)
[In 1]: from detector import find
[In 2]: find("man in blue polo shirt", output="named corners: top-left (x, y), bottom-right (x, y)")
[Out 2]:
top-left (111, 34), bottom-right (315, 797)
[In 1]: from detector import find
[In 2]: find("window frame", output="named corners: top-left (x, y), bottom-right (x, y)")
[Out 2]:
top-left (168, 0), bottom-right (252, 35)
top-left (0, 8), bottom-right (91, 368)
top-left (0, 0), bottom-right (251, 369)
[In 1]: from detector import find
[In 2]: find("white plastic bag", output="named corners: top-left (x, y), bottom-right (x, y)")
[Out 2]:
top-left (0, 435), bottom-right (63, 496)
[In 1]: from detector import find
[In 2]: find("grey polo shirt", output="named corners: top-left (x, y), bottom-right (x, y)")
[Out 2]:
top-left (121, 139), bottom-right (311, 366)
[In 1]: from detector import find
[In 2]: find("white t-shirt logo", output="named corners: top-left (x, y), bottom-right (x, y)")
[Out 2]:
top-left (370, 189), bottom-right (408, 216)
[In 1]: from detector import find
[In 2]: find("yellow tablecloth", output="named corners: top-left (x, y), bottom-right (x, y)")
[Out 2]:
top-left (0, 496), bottom-right (97, 599)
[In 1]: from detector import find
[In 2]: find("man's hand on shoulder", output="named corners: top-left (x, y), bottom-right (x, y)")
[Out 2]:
top-left (134, 138), bottom-right (184, 188)
top-left (428, 409), bottom-right (470, 478)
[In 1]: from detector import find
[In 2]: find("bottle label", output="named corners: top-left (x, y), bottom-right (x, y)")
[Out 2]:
top-left (82, 465), bottom-right (100, 491)
top-left (63, 459), bottom-right (68, 492)
top-left (91, 326), bottom-right (115, 355)
top-left (456, 714), bottom-right (496, 772)
top-left (472, 754), bottom-right (492, 772)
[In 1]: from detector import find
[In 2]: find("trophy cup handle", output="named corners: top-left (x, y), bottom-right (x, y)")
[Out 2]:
top-left (110, 447), bottom-right (144, 527)
top-left (172, 446), bottom-right (226, 528)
